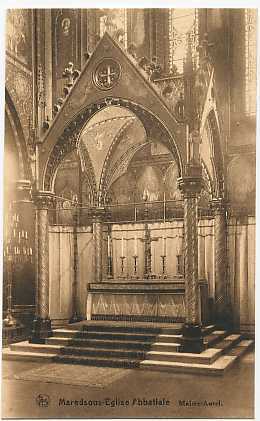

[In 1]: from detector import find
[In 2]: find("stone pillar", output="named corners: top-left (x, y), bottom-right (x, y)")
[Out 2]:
top-left (70, 208), bottom-right (81, 323)
top-left (92, 208), bottom-right (106, 283)
top-left (31, 191), bottom-right (54, 343)
top-left (178, 164), bottom-right (204, 353)
top-left (211, 198), bottom-right (230, 327)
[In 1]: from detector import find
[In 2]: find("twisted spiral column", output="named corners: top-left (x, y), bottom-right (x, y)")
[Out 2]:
top-left (184, 194), bottom-right (200, 324)
top-left (178, 166), bottom-right (204, 353)
top-left (92, 208), bottom-right (106, 283)
top-left (211, 198), bottom-right (229, 326)
top-left (30, 191), bottom-right (54, 343)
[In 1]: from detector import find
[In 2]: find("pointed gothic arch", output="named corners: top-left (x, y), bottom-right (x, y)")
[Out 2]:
top-left (5, 89), bottom-right (32, 181)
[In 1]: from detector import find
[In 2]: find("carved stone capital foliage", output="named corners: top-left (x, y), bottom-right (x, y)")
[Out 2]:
top-left (90, 207), bottom-right (110, 223)
top-left (178, 176), bottom-right (203, 197)
top-left (33, 190), bottom-right (55, 210)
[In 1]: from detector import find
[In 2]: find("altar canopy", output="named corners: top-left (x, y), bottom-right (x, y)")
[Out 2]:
top-left (4, 12), bottom-right (255, 346)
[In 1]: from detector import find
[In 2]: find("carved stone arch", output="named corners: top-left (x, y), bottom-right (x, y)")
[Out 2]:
top-left (43, 103), bottom-right (103, 191)
top-left (201, 159), bottom-right (214, 198)
top-left (78, 140), bottom-right (98, 205)
top-left (43, 97), bottom-right (184, 199)
top-left (5, 89), bottom-right (32, 181)
top-left (204, 108), bottom-right (225, 198)
top-left (103, 142), bottom-right (149, 204)
top-left (98, 109), bottom-right (148, 204)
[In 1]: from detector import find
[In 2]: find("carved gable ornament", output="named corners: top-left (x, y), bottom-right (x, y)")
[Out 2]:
top-left (40, 32), bottom-right (185, 191)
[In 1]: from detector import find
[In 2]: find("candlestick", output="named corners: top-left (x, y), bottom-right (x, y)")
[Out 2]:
top-left (121, 237), bottom-right (124, 257)
top-left (160, 255), bottom-right (167, 277)
top-left (108, 235), bottom-right (111, 256)
top-left (120, 256), bottom-right (126, 276)
top-left (132, 255), bottom-right (138, 278)
top-left (162, 236), bottom-right (166, 255)
top-left (107, 255), bottom-right (113, 279)
top-left (134, 236), bottom-right (137, 256)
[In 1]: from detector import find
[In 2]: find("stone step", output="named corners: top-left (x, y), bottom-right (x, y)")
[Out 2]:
top-left (67, 320), bottom-right (183, 331)
top-left (156, 334), bottom-right (182, 343)
top-left (52, 354), bottom-right (140, 368)
top-left (10, 341), bottom-right (62, 354)
top-left (203, 330), bottom-right (229, 347)
top-left (213, 334), bottom-right (242, 353)
top-left (150, 342), bottom-right (181, 352)
top-left (2, 348), bottom-right (55, 363)
top-left (139, 355), bottom-right (238, 376)
top-left (46, 336), bottom-right (156, 348)
top-left (201, 325), bottom-right (217, 335)
top-left (82, 324), bottom-right (182, 335)
top-left (58, 346), bottom-right (146, 359)
top-left (225, 339), bottom-right (254, 357)
top-left (146, 348), bottom-right (222, 365)
top-left (52, 330), bottom-right (159, 341)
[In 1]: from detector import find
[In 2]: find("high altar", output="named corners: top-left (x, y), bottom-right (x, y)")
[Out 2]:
top-left (9, 30), bottom-right (252, 347)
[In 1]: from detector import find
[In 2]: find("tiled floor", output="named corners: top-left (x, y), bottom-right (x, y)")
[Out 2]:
top-left (2, 351), bottom-right (254, 419)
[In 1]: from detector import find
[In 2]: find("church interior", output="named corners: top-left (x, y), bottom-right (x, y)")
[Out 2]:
top-left (2, 7), bottom-right (256, 386)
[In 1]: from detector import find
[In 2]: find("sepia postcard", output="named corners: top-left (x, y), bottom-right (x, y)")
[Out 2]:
top-left (1, 4), bottom-right (257, 419)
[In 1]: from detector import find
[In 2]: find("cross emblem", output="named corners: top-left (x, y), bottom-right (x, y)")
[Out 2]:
top-left (94, 59), bottom-right (121, 90)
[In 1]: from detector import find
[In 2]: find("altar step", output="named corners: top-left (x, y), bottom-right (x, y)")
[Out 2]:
top-left (140, 339), bottom-right (254, 375)
top-left (2, 322), bottom-right (253, 375)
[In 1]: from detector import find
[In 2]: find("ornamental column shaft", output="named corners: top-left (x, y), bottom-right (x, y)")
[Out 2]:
top-left (31, 191), bottom-right (54, 343)
top-left (211, 198), bottom-right (229, 327)
top-left (184, 192), bottom-right (200, 324)
top-left (178, 164), bottom-right (204, 353)
top-left (92, 208), bottom-right (107, 283)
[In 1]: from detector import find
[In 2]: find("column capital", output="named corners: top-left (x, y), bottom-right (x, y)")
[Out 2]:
top-left (210, 197), bottom-right (226, 214)
top-left (90, 206), bottom-right (110, 222)
top-left (33, 190), bottom-right (55, 209)
top-left (178, 177), bottom-right (203, 197)
top-left (178, 164), bottom-right (203, 197)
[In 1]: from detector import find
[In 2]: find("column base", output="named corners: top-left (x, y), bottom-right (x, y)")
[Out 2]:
top-left (69, 313), bottom-right (83, 324)
top-left (30, 317), bottom-right (52, 344)
top-left (215, 310), bottom-right (234, 331)
top-left (180, 323), bottom-right (205, 354)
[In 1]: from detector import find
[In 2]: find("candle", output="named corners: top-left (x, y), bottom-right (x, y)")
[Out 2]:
top-left (134, 236), bottom-right (137, 256)
top-left (121, 237), bottom-right (124, 257)
top-left (163, 236), bottom-right (166, 255)
top-left (177, 239), bottom-right (182, 256)
top-left (108, 236), bottom-right (110, 256)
